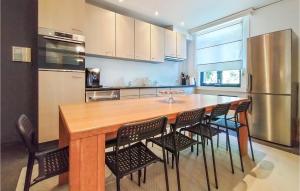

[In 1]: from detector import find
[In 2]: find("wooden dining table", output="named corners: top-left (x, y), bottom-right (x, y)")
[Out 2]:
top-left (58, 94), bottom-right (249, 191)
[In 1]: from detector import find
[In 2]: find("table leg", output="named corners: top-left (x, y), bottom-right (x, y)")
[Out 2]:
top-left (238, 112), bottom-right (249, 156)
top-left (67, 134), bottom-right (106, 191)
top-left (59, 111), bottom-right (106, 190)
top-left (59, 112), bottom-right (69, 185)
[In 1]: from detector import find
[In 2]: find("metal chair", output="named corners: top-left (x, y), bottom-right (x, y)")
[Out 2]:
top-left (211, 101), bottom-right (255, 172)
top-left (16, 114), bottom-right (69, 191)
top-left (181, 103), bottom-right (232, 189)
top-left (147, 109), bottom-right (207, 191)
top-left (105, 116), bottom-right (169, 191)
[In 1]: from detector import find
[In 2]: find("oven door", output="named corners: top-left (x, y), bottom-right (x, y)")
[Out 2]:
top-left (86, 90), bottom-right (120, 102)
top-left (38, 35), bottom-right (85, 71)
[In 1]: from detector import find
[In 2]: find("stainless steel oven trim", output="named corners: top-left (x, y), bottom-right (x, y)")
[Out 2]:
top-left (85, 90), bottom-right (121, 102)
top-left (38, 68), bottom-right (85, 73)
top-left (43, 36), bottom-right (85, 44)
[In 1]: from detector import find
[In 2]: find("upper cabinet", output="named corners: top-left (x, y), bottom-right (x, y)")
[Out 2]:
top-left (165, 30), bottom-right (177, 58)
top-left (116, 14), bottom-right (135, 59)
top-left (150, 25), bottom-right (165, 62)
top-left (165, 29), bottom-right (187, 60)
top-left (38, 0), bottom-right (85, 34)
top-left (84, 4), bottom-right (116, 56)
top-left (134, 20), bottom-right (151, 61)
top-left (176, 33), bottom-right (187, 59)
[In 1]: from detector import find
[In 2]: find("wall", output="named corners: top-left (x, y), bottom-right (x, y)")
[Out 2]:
top-left (1, 0), bottom-right (38, 144)
top-left (86, 56), bottom-right (185, 86)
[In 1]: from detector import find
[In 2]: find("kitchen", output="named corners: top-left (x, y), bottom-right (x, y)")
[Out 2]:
top-left (1, 0), bottom-right (299, 191)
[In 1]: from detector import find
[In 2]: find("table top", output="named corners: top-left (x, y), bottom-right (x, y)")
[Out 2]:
top-left (59, 94), bottom-right (247, 140)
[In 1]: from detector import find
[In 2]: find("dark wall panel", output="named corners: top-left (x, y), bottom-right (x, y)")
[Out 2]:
top-left (1, 0), bottom-right (38, 144)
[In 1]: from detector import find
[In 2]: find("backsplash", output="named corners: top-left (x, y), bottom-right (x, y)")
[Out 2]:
top-left (86, 56), bottom-right (185, 87)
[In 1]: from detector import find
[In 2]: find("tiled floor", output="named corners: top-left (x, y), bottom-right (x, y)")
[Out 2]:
top-left (11, 134), bottom-right (300, 191)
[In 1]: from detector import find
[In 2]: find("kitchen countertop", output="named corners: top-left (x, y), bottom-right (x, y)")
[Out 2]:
top-left (86, 85), bottom-right (196, 91)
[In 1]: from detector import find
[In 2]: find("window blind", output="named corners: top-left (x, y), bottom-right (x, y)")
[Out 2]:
top-left (196, 23), bottom-right (243, 72)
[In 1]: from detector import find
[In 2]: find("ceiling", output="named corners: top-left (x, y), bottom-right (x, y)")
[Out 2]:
top-left (91, 0), bottom-right (280, 30)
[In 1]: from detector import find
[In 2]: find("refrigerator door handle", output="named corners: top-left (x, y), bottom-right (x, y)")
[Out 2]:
top-left (248, 74), bottom-right (253, 92)
top-left (248, 95), bottom-right (253, 114)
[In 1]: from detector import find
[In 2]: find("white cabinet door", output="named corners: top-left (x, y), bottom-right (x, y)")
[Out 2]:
top-left (176, 33), bottom-right (187, 59)
top-left (85, 4), bottom-right (115, 57)
top-left (38, 71), bottom-right (85, 143)
top-left (38, 0), bottom-right (85, 34)
top-left (165, 29), bottom-right (177, 58)
top-left (135, 20), bottom-right (151, 61)
top-left (150, 25), bottom-right (165, 62)
top-left (116, 14), bottom-right (134, 59)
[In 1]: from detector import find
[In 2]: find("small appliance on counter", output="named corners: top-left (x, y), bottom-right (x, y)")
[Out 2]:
top-left (86, 68), bottom-right (101, 88)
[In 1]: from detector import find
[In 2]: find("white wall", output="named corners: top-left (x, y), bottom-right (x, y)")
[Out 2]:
top-left (250, 0), bottom-right (299, 37)
top-left (86, 57), bottom-right (185, 87)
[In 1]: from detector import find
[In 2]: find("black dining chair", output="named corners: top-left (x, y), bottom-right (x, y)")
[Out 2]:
top-left (105, 116), bottom-right (170, 191)
top-left (211, 100), bottom-right (255, 172)
top-left (146, 108), bottom-right (209, 191)
top-left (180, 103), bottom-right (232, 189)
top-left (16, 114), bottom-right (69, 191)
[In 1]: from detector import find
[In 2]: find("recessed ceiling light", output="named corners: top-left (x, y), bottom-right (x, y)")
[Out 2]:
top-left (180, 22), bottom-right (185, 26)
top-left (118, 0), bottom-right (124, 2)
top-left (155, 11), bottom-right (159, 16)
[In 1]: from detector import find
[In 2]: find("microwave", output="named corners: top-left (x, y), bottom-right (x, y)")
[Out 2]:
top-left (38, 27), bottom-right (85, 71)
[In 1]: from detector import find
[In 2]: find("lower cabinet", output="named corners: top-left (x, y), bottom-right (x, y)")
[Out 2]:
top-left (120, 87), bottom-right (195, 100)
top-left (38, 71), bottom-right (85, 143)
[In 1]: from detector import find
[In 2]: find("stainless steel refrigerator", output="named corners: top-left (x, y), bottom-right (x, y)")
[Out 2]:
top-left (247, 29), bottom-right (298, 146)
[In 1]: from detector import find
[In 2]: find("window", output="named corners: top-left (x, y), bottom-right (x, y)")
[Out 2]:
top-left (195, 18), bottom-right (248, 87)
top-left (200, 70), bottom-right (241, 87)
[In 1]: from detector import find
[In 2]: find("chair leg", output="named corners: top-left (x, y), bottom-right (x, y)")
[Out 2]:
top-left (24, 155), bottom-right (34, 191)
top-left (197, 135), bottom-right (199, 156)
top-left (116, 177), bottom-right (121, 191)
top-left (247, 127), bottom-right (255, 161)
top-left (171, 154), bottom-right (174, 169)
top-left (162, 148), bottom-right (170, 191)
top-left (143, 167), bottom-right (147, 183)
top-left (167, 150), bottom-right (169, 164)
top-left (226, 137), bottom-right (228, 151)
top-left (237, 131), bottom-right (245, 172)
top-left (201, 136), bottom-right (211, 191)
top-left (210, 139), bottom-right (218, 189)
top-left (138, 170), bottom-right (141, 186)
top-left (217, 126), bottom-right (220, 148)
top-left (226, 129), bottom-right (235, 174)
top-left (191, 133), bottom-right (194, 153)
top-left (174, 151), bottom-right (182, 191)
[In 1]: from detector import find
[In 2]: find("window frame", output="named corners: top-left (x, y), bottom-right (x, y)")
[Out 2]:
top-left (200, 70), bottom-right (241, 87)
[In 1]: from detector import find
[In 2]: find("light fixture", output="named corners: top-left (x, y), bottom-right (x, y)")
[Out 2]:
top-left (180, 22), bottom-right (185, 26)
top-left (118, 0), bottom-right (124, 2)
top-left (155, 11), bottom-right (159, 16)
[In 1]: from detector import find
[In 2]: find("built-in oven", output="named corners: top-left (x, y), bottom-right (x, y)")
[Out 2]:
top-left (86, 90), bottom-right (120, 102)
top-left (38, 27), bottom-right (85, 71)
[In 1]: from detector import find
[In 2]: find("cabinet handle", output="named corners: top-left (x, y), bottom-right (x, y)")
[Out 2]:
top-left (72, 75), bottom-right (83, 79)
top-left (72, 28), bottom-right (82, 32)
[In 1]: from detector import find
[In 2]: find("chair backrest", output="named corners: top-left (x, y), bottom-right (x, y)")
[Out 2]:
top-left (210, 103), bottom-right (231, 120)
top-left (174, 108), bottom-right (206, 129)
top-left (16, 114), bottom-right (37, 153)
top-left (117, 116), bottom-right (168, 147)
top-left (235, 101), bottom-right (251, 116)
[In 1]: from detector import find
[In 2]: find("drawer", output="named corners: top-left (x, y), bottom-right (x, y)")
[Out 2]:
top-left (120, 95), bottom-right (139, 100)
top-left (120, 89), bottom-right (140, 97)
top-left (140, 88), bottom-right (157, 95)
